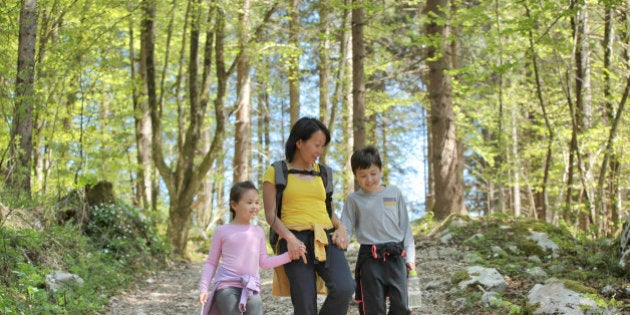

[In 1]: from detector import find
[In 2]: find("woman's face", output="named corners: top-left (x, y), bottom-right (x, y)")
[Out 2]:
top-left (295, 130), bottom-right (327, 165)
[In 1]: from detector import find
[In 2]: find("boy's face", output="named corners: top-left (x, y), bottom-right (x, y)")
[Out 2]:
top-left (354, 164), bottom-right (382, 193)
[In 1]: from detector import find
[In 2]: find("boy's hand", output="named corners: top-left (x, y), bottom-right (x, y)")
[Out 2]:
top-left (406, 262), bottom-right (416, 271)
top-left (332, 225), bottom-right (349, 250)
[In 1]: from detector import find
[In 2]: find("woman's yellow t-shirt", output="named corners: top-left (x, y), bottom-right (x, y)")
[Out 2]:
top-left (263, 163), bottom-right (331, 227)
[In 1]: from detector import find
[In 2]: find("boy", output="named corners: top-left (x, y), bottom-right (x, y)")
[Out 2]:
top-left (341, 145), bottom-right (416, 315)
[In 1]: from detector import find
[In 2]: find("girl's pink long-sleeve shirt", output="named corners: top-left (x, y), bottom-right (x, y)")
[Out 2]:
top-left (198, 223), bottom-right (290, 293)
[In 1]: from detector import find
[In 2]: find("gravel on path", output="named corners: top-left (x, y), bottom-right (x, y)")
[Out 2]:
top-left (105, 236), bottom-right (466, 315)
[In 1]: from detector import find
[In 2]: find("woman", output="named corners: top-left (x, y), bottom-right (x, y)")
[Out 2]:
top-left (263, 117), bottom-right (354, 315)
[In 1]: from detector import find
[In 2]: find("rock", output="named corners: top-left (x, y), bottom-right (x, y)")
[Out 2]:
top-left (491, 245), bottom-right (508, 257)
top-left (481, 291), bottom-right (502, 307)
top-left (46, 270), bottom-right (84, 293)
top-left (528, 255), bottom-right (542, 263)
top-left (526, 266), bottom-right (548, 279)
top-left (527, 232), bottom-right (559, 258)
top-left (600, 285), bottom-right (616, 297)
top-left (439, 232), bottom-right (454, 244)
top-left (526, 281), bottom-right (597, 315)
top-left (458, 266), bottom-right (507, 293)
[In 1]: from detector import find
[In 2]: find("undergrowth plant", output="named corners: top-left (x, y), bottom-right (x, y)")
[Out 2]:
top-left (0, 198), bottom-right (167, 314)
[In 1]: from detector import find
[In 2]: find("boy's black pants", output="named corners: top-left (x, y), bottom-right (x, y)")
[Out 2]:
top-left (355, 244), bottom-right (411, 315)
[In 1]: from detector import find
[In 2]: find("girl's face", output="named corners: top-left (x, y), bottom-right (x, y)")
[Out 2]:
top-left (231, 189), bottom-right (260, 224)
top-left (354, 164), bottom-right (383, 193)
top-left (295, 130), bottom-right (327, 165)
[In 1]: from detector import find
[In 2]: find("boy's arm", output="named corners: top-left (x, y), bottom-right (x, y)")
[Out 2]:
top-left (339, 197), bottom-right (355, 241)
top-left (398, 189), bottom-right (416, 266)
top-left (331, 212), bottom-right (349, 249)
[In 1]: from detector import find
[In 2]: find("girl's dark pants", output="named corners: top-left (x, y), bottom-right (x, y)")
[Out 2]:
top-left (280, 230), bottom-right (354, 315)
top-left (356, 244), bottom-right (410, 315)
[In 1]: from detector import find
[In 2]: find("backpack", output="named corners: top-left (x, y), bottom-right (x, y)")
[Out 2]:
top-left (268, 160), bottom-right (334, 250)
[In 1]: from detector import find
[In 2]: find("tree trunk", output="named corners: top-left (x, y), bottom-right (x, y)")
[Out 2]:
top-left (601, 0), bottom-right (619, 233)
top-left (352, 0), bottom-right (366, 151)
top-left (511, 100), bottom-right (521, 217)
top-left (289, 0), bottom-right (300, 125)
top-left (424, 0), bottom-right (461, 220)
top-left (597, 2), bottom-right (630, 235)
top-left (341, 0), bottom-right (354, 197)
top-left (8, 0), bottom-right (37, 195)
top-left (233, 0), bottom-right (252, 183)
top-left (524, 3), bottom-right (552, 222)
top-left (318, 0), bottom-right (330, 163)
top-left (151, 0), bottom-right (227, 258)
top-left (136, 3), bottom-right (155, 211)
top-left (196, 128), bottom-right (211, 228)
top-left (568, 0), bottom-right (595, 231)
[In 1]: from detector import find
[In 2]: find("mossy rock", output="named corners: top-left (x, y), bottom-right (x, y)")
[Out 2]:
top-left (451, 269), bottom-right (472, 284)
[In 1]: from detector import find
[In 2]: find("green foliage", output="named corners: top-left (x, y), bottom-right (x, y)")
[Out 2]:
top-left (0, 199), bottom-right (167, 314)
top-left (85, 202), bottom-right (168, 264)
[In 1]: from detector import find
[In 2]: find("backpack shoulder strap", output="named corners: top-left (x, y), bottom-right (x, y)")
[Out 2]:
top-left (318, 163), bottom-right (334, 217)
top-left (272, 160), bottom-right (288, 188)
top-left (272, 160), bottom-right (289, 218)
top-left (318, 163), bottom-right (333, 194)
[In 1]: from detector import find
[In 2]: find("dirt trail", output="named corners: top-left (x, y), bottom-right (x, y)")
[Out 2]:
top-left (105, 236), bottom-right (466, 315)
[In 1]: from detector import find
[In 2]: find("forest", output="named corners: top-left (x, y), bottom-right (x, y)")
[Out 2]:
top-left (1, 0), bottom-right (629, 309)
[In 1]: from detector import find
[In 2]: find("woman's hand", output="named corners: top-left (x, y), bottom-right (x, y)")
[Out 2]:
top-left (199, 292), bottom-right (208, 305)
top-left (332, 224), bottom-right (349, 250)
top-left (286, 234), bottom-right (308, 263)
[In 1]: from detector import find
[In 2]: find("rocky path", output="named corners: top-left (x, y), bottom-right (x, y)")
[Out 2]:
top-left (106, 236), bottom-right (467, 315)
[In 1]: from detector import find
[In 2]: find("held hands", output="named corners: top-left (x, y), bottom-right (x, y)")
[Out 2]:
top-left (332, 225), bottom-right (349, 250)
top-left (287, 236), bottom-right (308, 264)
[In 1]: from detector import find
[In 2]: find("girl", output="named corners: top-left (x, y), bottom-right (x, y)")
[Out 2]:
top-left (198, 181), bottom-right (303, 315)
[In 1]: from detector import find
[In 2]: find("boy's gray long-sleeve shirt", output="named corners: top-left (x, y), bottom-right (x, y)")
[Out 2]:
top-left (341, 185), bottom-right (415, 264)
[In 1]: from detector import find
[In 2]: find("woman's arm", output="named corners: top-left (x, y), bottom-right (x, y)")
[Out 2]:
top-left (262, 181), bottom-right (307, 263)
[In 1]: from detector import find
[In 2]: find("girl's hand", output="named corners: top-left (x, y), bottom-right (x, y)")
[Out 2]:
top-left (332, 225), bottom-right (349, 250)
top-left (287, 235), bottom-right (308, 263)
top-left (199, 292), bottom-right (208, 304)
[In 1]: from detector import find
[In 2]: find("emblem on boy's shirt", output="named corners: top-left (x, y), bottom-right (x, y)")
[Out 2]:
top-left (383, 197), bottom-right (396, 207)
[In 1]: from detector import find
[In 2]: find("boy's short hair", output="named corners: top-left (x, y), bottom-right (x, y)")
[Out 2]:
top-left (350, 145), bottom-right (382, 175)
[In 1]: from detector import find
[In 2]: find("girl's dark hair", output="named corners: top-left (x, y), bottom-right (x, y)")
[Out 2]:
top-left (285, 117), bottom-right (331, 162)
top-left (350, 145), bottom-right (382, 175)
top-left (229, 181), bottom-right (258, 219)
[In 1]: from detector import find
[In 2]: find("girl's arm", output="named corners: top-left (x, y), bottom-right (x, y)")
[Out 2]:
top-left (258, 229), bottom-right (292, 268)
top-left (199, 228), bottom-right (223, 293)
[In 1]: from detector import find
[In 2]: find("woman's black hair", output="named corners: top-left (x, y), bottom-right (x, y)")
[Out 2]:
top-left (229, 181), bottom-right (258, 220)
top-left (350, 145), bottom-right (382, 175)
top-left (284, 117), bottom-right (331, 162)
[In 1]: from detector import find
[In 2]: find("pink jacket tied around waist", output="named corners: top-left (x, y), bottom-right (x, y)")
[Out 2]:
top-left (202, 266), bottom-right (261, 315)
